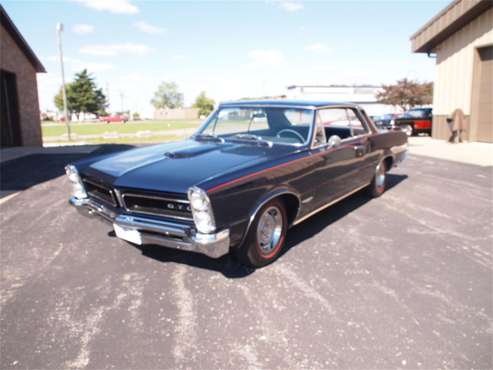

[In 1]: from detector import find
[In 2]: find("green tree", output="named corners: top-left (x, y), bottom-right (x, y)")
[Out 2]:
top-left (193, 91), bottom-right (215, 116)
top-left (54, 69), bottom-right (107, 118)
top-left (376, 78), bottom-right (433, 111)
top-left (151, 81), bottom-right (184, 109)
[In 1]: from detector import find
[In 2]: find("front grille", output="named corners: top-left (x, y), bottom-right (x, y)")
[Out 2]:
top-left (82, 178), bottom-right (118, 207)
top-left (122, 193), bottom-right (192, 221)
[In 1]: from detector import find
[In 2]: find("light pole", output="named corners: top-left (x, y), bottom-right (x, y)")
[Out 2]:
top-left (56, 22), bottom-right (71, 141)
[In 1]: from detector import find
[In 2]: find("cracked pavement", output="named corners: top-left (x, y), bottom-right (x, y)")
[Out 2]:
top-left (0, 152), bottom-right (492, 369)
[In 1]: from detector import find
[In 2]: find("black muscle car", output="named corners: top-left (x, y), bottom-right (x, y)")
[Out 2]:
top-left (66, 100), bottom-right (407, 267)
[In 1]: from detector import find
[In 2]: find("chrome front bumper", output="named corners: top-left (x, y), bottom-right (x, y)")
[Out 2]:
top-left (69, 197), bottom-right (230, 258)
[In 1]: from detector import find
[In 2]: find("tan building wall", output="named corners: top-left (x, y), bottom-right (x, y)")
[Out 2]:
top-left (432, 7), bottom-right (493, 140)
top-left (0, 23), bottom-right (42, 146)
top-left (154, 108), bottom-right (199, 120)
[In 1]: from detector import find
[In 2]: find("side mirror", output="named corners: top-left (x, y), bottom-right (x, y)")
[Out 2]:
top-left (328, 135), bottom-right (341, 148)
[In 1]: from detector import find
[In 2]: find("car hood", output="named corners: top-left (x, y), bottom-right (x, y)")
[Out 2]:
top-left (85, 139), bottom-right (293, 194)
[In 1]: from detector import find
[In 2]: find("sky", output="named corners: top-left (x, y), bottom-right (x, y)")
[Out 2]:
top-left (3, 0), bottom-right (450, 117)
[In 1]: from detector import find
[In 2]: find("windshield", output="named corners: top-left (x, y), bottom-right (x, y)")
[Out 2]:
top-left (195, 107), bottom-right (314, 146)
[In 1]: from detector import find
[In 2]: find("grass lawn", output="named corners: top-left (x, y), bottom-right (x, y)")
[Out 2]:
top-left (42, 119), bottom-right (202, 138)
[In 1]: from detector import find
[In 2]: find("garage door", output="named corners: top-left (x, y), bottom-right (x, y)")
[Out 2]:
top-left (475, 46), bottom-right (493, 143)
top-left (0, 70), bottom-right (22, 147)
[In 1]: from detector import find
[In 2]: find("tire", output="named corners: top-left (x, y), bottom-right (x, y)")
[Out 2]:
top-left (236, 199), bottom-right (287, 268)
top-left (402, 124), bottom-right (414, 137)
top-left (368, 160), bottom-right (387, 198)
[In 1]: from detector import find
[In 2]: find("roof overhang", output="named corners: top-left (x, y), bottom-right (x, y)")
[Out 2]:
top-left (0, 4), bottom-right (46, 73)
top-left (411, 0), bottom-right (493, 54)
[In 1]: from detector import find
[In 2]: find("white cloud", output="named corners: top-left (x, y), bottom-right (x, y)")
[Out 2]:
top-left (44, 56), bottom-right (113, 72)
top-left (79, 43), bottom-right (153, 57)
top-left (75, 0), bottom-right (138, 14)
top-left (275, 0), bottom-right (304, 12)
top-left (72, 23), bottom-right (94, 35)
top-left (305, 43), bottom-right (329, 53)
top-left (248, 49), bottom-right (285, 67)
top-left (133, 21), bottom-right (165, 35)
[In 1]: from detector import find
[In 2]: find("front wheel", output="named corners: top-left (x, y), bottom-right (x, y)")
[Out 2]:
top-left (236, 199), bottom-right (287, 268)
top-left (368, 160), bottom-right (387, 198)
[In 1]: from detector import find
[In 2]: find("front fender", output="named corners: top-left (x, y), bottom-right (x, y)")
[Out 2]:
top-left (236, 187), bottom-right (301, 249)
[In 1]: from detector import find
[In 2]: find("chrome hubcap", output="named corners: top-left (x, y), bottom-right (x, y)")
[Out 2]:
top-left (403, 125), bottom-right (413, 136)
top-left (376, 163), bottom-right (386, 191)
top-left (257, 206), bottom-right (283, 254)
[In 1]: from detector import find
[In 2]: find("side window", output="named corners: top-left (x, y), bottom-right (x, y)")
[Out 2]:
top-left (345, 109), bottom-right (369, 136)
top-left (316, 108), bottom-right (369, 144)
top-left (318, 108), bottom-right (348, 127)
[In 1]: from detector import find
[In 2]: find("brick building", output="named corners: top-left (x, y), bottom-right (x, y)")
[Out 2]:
top-left (1, 5), bottom-right (45, 148)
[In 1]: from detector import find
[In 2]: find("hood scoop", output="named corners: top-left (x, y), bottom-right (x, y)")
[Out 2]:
top-left (164, 144), bottom-right (218, 159)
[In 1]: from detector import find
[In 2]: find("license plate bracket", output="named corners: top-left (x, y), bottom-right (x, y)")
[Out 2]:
top-left (113, 223), bottom-right (142, 245)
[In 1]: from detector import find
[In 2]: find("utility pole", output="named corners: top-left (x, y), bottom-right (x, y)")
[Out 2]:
top-left (120, 91), bottom-right (124, 113)
top-left (56, 22), bottom-right (71, 140)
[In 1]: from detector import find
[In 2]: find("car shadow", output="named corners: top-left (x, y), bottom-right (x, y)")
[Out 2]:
top-left (132, 243), bottom-right (256, 278)
top-left (132, 173), bottom-right (408, 278)
top-left (0, 144), bottom-right (135, 198)
top-left (280, 173), bottom-right (408, 258)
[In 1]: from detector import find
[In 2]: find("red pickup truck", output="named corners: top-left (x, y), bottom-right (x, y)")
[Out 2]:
top-left (393, 108), bottom-right (433, 136)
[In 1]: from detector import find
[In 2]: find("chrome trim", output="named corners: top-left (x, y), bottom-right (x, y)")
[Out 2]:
top-left (113, 188), bottom-right (124, 207)
top-left (121, 192), bottom-right (193, 221)
top-left (292, 183), bottom-right (370, 226)
top-left (122, 192), bottom-right (190, 204)
top-left (69, 197), bottom-right (229, 259)
top-left (69, 196), bottom-right (117, 223)
top-left (114, 215), bottom-right (229, 258)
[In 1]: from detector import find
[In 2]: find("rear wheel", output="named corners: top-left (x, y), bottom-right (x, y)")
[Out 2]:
top-left (402, 124), bottom-right (414, 137)
top-left (236, 199), bottom-right (287, 268)
top-left (368, 160), bottom-right (387, 198)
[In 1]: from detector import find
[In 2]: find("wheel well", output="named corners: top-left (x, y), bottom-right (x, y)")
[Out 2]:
top-left (278, 193), bottom-right (300, 226)
top-left (383, 156), bottom-right (394, 171)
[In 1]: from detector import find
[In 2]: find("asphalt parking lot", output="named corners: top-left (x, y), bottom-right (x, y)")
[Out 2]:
top-left (0, 149), bottom-right (492, 369)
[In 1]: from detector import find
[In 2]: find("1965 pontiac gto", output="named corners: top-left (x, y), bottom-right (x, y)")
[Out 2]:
top-left (66, 100), bottom-right (407, 267)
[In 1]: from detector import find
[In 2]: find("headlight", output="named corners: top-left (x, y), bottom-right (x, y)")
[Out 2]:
top-left (188, 186), bottom-right (215, 234)
top-left (65, 165), bottom-right (88, 199)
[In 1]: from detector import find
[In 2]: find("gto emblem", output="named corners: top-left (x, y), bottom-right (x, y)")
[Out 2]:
top-left (165, 202), bottom-right (191, 212)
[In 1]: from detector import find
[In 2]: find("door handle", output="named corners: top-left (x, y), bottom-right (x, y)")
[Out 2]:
top-left (353, 144), bottom-right (366, 157)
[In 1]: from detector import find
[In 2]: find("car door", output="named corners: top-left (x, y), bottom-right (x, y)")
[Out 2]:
top-left (312, 107), bottom-right (378, 206)
top-left (302, 108), bottom-right (360, 211)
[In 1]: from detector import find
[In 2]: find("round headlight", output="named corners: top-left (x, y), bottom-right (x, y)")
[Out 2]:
top-left (189, 192), bottom-right (208, 211)
top-left (194, 211), bottom-right (215, 233)
top-left (188, 187), bottom-right (216, 234)
top-left (65, 165), bottom-right (88, 199)
top-left (65, 165), bottom-right (80, 183)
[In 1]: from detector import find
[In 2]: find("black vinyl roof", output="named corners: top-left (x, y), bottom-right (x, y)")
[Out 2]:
top-left (219, 100), bottom-right (358, 109)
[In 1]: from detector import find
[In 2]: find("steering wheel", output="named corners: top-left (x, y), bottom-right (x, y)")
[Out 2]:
top-left (276, 129), bottom-right (305, 143)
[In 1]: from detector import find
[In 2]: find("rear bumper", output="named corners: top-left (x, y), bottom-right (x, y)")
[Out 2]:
top-left (391, 144), bottom-right (407, 165)
top-left (69, 197), bottom-right (230, 259)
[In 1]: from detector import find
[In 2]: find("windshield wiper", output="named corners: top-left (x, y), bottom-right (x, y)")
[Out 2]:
top-left (193, 133), bottom-right (225, 143)
top-left (230, 134), bottom-right (272, 147)
top-left (233, 133), bottom-right (262, 141)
